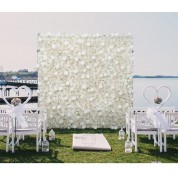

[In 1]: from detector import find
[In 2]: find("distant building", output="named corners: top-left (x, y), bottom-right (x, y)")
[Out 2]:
top-left (18, 69), bottom-right (28, 72)
top-left (12, 75), bottom-right (20, 80)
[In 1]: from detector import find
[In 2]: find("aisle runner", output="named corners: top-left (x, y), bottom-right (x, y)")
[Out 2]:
top-left (72, 134), bottom-right (111, 151)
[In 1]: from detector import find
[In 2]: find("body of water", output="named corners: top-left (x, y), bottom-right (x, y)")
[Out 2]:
top-left (1, 78), bottom-right (178, 111)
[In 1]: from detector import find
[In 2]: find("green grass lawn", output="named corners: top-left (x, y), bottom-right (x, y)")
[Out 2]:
top-left (0, 129), bottom-right (178, 163)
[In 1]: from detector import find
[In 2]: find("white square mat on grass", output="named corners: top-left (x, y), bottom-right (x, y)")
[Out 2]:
top-left (72, 134), bottom-right (112, 151)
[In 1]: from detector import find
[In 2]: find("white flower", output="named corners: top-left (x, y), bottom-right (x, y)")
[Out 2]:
top-left (59, 120), bottom-right (64, 124)
top-left (91, 56), bottom-right (96, 60)
top-left (73, 69), bottom-right (78, 74)
top-left (58, 86), bottom-right (63, 91)
top-left (80, 61), bottom-right (85, 65)
top-left (88, 97), bottom-right (94, 101)
top-left (64, 41), bottom-right (68, 46)
top-left (44, 77), bottom-right (48, 81)
top-left (86, 74), bottom-right (90, 79)
top-left (81, 74), bottom-right (85, 79)
top-left (90, 88), bottom-right (95, 92)
top-left (54, 72), bottom-right (58, 76)
top-left (86, 42), bottom-right (91, 46)
top-left (54, 87), bottom-right (58, 91)
top-left (119, 91), bottom-right (123, 95)
top-left (66, 81), bottom-right (70, 86)
top-left (86, 65), bottom-right (90, 69)
top-left (57, 105), bottom-right (61, 109)
top-left (52, 44), bottom-right (56, 49)
top-left (82, 51), bottom-right (86, 55)
top-left (71, 96), bottom-right (76, 101)
top-left (99, 84), bottom-right (103, 89)
top-left (64, 71), bottom-right (69, 76)
top-left (83, 68), bottom-right (87, 73)
top-left (55, 64), bottom-right (60, 69)
top-left (70, 87), bottom-right (74, 91)
top-left (77, 52), bottom-right (81, 56)
top-left (82, 85), bottom-right (87, 89)
top-left (75, 57), bottom-right (79, 62)
top-left (121, 65), bottom-right (125, 70)
top-left (77, 39), bottom-right (82, 43)
top-left (82, 125), bottom-right (86, 129)
top-left (94, 63), bottom-right (98, 67)
top-left (52, 106), bottom-right (56, 110)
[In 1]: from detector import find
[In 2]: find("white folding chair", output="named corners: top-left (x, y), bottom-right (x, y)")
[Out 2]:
top-left (162, 112), bottom-right (178, 152)
top-left (131, 112), bottom-right (162, 152)
top-left (126, 107), bottom-right (175, 139)
top-left (126, 107), bottom-right (147, 138)
top-left (12, 112), bottom-right (42, 153)
top-left (0, 113), bottom-right (12, 152)
top-left (24, 108), bottom-right (47, 140)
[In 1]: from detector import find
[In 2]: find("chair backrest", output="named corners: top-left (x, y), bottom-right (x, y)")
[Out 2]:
top-left (165, 112), bottom-right (178, 126)
top-left (24, 108), bottom-right (46, 117)
top-left (131, 112), bottom-right (155, 131)
top-left (14, 112), bottom-right (41, 130)
top-left (128, 106), bottom-right (175, 118)
top-left (0, 113), bottom-right (11, 132)
top-left (26, 112), bottom-right (41, 128)
top-left (24, 107), bottom-right (47, 127)
top-left (0, 108), bottom-right (9, 114)
top-left (158, 107), bottom-right (175, 113)
top-left (1, 107), bottom-right (47, 129)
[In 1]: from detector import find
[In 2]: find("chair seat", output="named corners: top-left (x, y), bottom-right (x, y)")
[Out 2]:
top-left (137, 128), bottom-right (158, 131)
top-left (15, 128), bottom-right (40, 133)
top-left (166, 128), bottom-right (178, 131)
top-left (0, 129), bottom-right (8, 133)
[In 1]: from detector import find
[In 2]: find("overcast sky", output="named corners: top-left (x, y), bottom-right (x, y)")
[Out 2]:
top-left (0, 12), bottom-right (178, 75)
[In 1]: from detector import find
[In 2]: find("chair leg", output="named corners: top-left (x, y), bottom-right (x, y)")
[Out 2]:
top-left (22, 135), bottom-right (25, 140)
top-left (126, 123), bottom-right (128, 134)
top-left (148, 134), bottom-right (151, 140)
top-left (39, 131), bottom-right (42, 146)
top-left (173, 134), bottom-right (176, 140)
top-left (128, 123), bottom-right (131, 140)
top-left (6, 135), bottom-right (9, 152)
top-left (12, 133), bottom-right (14, 153)
top-left (17, 135), bottom-right (20, 146)
top-left (153, 134), bottom-right (156, 147)
top-left (131, 131), bottom-right (134, 143)
top-left (36, 133), bottom-right (39, 152)
top-left (135, 133), bottom-right (138, 152)
top-left (160, 133), bottom-right (162, 152)
top-left (164, 133), bottom-right (167, 152)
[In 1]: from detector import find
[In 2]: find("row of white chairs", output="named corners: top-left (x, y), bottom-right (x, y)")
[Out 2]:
top-left (0, 108), bottom-right (47, 153)
top-left (126, 107), bottom-right (178, 152)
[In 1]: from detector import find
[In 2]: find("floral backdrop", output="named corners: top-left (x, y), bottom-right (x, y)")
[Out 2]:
top-left (37, 33), bottom-right (134, 129)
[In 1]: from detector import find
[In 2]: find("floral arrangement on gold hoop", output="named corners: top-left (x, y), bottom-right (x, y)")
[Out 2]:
top-left (154, 96), bottom-right (162, 104)
top-left (11, 98), bottom-right (21, 107)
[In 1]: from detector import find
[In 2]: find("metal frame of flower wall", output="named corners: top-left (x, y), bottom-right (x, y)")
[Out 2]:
top-left (37, 33), bottom-right (134, 129)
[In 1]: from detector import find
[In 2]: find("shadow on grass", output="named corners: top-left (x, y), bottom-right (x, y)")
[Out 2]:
top-left (73, 149), bottom-right (112, 153)
top-left (137, 135), bottom-right (178, 162)
top-left (1, 129), bottom-right (178, 163)
top-left (53, 128), bottom-right (117, 134)
top-left (0, 136), bottom-right (64, 163)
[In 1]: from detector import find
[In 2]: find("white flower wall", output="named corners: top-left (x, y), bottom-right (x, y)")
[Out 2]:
top-left (37, 33), bottom-right (134, 129)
